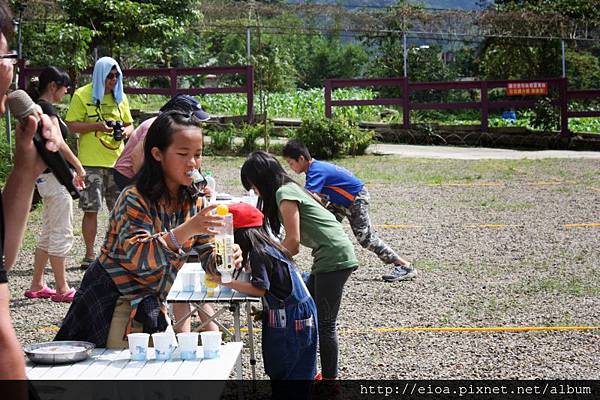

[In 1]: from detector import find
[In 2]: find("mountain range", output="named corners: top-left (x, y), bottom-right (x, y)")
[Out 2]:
top-left (287, 1), bottom-right (494, 10)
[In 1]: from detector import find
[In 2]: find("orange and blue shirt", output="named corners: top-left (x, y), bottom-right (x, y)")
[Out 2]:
top-left (97, 186), bottom-right (214, 333)
top-left (305, 160), bottom-right (364, 208)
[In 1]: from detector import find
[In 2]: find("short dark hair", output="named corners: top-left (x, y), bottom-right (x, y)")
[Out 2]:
top-left (0, 2), bottom-right (13, 40)
top-left (136, 110), bottom-right (203, 204)
top-left (282, 139), bottom-right (311, 161)
top-left (26, 66), bottom-right (71, 101)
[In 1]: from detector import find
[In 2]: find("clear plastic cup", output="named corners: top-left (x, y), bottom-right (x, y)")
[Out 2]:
top-left (152, 332), bottom-right (175, 361)
top-left (127, 333), bottom-right (150, 361)
top-left (177, 332), bottom-right (199, 360)
top-left (180, 270), bottom-right (199, 292)
top-left (200, 331), bottom-right (221, 359)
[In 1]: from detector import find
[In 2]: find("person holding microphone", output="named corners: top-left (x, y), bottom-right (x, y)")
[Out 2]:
top-left (0, 1), bottom-right (66, 380)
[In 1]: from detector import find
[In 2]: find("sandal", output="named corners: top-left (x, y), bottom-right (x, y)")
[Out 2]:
top-left (51, 288), bottom-right (76, 303)
top-left (80, 256), bottom-right (95, 270)
top-left (24, 286), bottom-right (56, 299)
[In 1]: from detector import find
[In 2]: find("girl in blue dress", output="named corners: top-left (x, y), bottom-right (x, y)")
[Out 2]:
top-left (208, 202), bottom-right (318, 381)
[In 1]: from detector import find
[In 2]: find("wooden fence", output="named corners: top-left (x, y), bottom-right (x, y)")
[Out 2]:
top-left (17, 62), bottom-right (254, 123)
top-left (325, 77), bottom-right (600, 136)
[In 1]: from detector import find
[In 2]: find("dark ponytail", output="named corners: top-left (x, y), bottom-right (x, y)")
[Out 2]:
top-left (26, 66), bottom-right (71, 102)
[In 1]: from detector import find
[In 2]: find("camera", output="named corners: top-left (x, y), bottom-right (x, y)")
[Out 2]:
top-left (106, 120), bottom-right (125, 141)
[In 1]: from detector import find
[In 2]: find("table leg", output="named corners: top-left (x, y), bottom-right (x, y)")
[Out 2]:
top-left (245, 301), bottom-right (257, 381)
top-left (233, 303), bottom-right (242, 379)
top-left (171, 304), bottom-right (198, 331)
top-left (194, 305), bottom-right (233, 337)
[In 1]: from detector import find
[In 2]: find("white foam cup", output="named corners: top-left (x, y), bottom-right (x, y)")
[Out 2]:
top-left (200, 331), bottom-right (222, 359)
top-left (152, 332), bottom-right (175, 361)
top-left (177, 332), bottom-right (199, 360)
top-left (127, 333), bottom-right (150, 361)
top-left (181, 270), bottom-right (199, 292)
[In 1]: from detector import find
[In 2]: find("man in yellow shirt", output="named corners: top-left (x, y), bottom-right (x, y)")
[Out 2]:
top-left (65, 56), bottom-right (134, 269)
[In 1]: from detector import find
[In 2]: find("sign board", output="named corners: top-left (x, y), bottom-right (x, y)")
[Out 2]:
top-left (507, 82), bottom-right (548, 96)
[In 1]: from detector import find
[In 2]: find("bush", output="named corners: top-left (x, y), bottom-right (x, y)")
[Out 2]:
top-left (209, 130), bottom-right (235, 154)
top-left (530, 97), bottom-right (559, 132)
top-left (293, 117), bottom-right (373, 159)
top-left (240, 123), bottom-right (267, 154)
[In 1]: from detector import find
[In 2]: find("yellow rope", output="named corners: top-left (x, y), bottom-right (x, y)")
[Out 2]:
top-left (341, 326), bottom-right (600, 334)
top-left (564, 223), bottom-right (600, 228)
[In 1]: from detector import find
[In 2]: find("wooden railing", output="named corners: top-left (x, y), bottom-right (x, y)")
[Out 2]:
top-left (17, 62), bottom-right (255, 123)
top-left (325, 76), bottom-right (599, 137)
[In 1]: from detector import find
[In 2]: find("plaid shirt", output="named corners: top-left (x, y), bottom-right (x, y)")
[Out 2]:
top-left (98, 186), bottom-right (214, 309)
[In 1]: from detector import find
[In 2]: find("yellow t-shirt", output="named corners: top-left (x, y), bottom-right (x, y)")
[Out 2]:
top-left (65, 83), bottom-right (134, 168)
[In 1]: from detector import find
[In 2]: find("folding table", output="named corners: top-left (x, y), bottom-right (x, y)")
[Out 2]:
top-left (166, 263), bottom-right (261, 380)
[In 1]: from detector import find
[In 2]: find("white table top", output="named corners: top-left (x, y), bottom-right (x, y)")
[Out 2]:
top-left (26, 342), bottom-right (242, 380)
top-left (167, 263), bottom-right (260, 304)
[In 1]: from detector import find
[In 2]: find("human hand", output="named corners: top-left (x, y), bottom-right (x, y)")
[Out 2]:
top-left (187, 204), bottom-right (224, 235)
top-left (73, 169), bottom-right (86, 190)
top-left (99, 121), bottom-right (114, 133)
top-left (232, 243), bottom-right (243, 269)
top-left (203, 185), bottom-right (214, 199)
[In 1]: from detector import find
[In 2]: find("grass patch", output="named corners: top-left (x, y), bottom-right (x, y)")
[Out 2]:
top-left (513, 276), bottom-right (600, 297)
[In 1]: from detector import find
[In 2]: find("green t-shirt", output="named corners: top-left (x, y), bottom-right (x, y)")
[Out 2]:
top-left (276, 182), bottom-right (358, 274)
top-left (65, 83), bottom-right (133, 168)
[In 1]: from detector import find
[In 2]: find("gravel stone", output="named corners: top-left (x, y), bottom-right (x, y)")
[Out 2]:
top-left (8, 156), bottom-right (600, 379)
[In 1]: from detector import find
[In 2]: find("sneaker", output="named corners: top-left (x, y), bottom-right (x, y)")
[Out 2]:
top-left (382, 264), bottom-right (417, 282)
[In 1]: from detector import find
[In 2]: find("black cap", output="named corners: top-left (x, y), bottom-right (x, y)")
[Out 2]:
top-left (160, 93), bottom-right (210, 121)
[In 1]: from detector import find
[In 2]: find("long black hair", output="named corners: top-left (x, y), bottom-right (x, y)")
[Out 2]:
top-left (234, 226), bottom-right (291, 272)
top-left (26, 66), bottom-right (71, 102)
top-left (240, 151), bottom-right (302, 235)
top-left (136, 110), bottom-right (203, 204)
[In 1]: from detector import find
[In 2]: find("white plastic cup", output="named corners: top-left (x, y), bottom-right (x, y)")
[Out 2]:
top-left (180, 270), bottom-right (199, 292)
top-left (152, 332), bottom-right (175, 361)
top-left (177, 332), bottom-right (199, 360)
top-left (127, 333), bottom-right (150, 361)
top-left (200, 331), bottom-right (222, 359)
top-left (206, 175), bottom-right (217, 204)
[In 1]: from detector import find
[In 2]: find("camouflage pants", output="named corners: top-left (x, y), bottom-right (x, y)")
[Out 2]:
top-left (79, 167), bottom-right (120, 212)
top-left (346, 188), bottom-right (400, 265)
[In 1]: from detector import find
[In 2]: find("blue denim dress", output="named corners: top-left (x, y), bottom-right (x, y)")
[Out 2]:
top-left (261, 246), bottom-right (318, 380)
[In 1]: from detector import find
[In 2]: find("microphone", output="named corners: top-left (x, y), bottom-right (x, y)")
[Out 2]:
top-left (7, 90), bottom-right (81, 199)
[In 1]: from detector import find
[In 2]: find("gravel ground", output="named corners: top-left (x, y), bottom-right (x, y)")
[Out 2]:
top-left (8, 155), bottom-right (600, 379)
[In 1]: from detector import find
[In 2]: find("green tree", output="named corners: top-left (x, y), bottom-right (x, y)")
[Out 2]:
top-left (492, 0), bottom-right (600, 20)
top-left (478, 38), bottom-right (562, 80)
top-left (58, 0), bottom-right (202, 58)
top-left (20, 22), bottom-right (94, 77)
top-left (297, 37), bottom-right (368, 88)
top-left (566, 49), bottom-right (600, 89)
